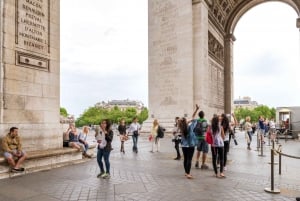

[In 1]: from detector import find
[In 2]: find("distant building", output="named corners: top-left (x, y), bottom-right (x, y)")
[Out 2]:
top-left (233, 96), bottom-right (258, 109)
top-left (95, 99), bottom-right (144, 113)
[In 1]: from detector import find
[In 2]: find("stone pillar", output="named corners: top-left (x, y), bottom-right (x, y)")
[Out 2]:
top-left (0, 0), bottom-right (62, 151)
top-left (147, 0), bottom-right (193, 131)
top-left (193, 1), bottom-right (209, 113)
top-left (224, 34), bottom-right (235, 115)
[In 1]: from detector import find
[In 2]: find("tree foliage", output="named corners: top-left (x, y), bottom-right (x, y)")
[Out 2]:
top-left (60, 107), bottom-right (68, 117)
top-left (75, 106), bottom-right (148, 127)
top-left (234, 105), bottom-right (276, 123)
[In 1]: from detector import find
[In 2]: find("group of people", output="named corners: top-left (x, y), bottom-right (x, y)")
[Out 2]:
top-left (171, 104), bottom-right (237, 179)
top-left (2, 112), bottom-right (278, 180)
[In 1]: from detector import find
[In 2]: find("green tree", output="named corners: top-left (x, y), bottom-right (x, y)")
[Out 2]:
top-left (138, 108), bottom-right (148, 123)
top-left (75, 106), bottom-right (149, 127)
top-left (60, 107), bottom-right (68, 117)
top-left (234, 105), bottom-right (276, 123)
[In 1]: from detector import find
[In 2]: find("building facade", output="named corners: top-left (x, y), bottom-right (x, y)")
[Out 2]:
top-left (95, 99), bottom-right (145, 113)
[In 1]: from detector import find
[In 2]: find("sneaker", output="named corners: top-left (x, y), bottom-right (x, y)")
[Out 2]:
top-left (201, 164), bottom-right (209, 169)
top-left (195, 161), bottom-right (199, 168)
top-left (97, 172), bottom-right (105, 178)
top-left (11, 168), bottom-right (24, 173)
top-left (19, 167), bottom-right (25, 172)
top-left (102, 173), bottom-right (110, 179)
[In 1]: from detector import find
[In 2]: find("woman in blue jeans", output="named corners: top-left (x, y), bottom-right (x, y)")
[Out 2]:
top-left (95, 119), bottom-right (114, 179)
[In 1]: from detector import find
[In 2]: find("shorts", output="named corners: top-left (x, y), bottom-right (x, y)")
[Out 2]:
top-left (4, 149), bottom-right (26, 159)
top-left (196, 139), bottom-right (208, 153)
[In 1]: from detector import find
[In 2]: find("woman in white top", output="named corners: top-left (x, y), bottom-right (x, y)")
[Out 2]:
top-left (244, 116), bottom-right (253, 150)
top-left (211, 116), bottom-right (225, 178)
top-left (150, 119), bottom-right (160, 152)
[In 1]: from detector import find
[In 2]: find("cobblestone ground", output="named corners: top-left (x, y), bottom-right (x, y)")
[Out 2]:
top-left (0, 131), bottom-right (299, 201)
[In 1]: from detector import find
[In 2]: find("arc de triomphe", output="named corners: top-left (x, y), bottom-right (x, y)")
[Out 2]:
top-left (148, 0), bottom-right (300, 129)
top-left (0, 0), bottom-right (299, 169)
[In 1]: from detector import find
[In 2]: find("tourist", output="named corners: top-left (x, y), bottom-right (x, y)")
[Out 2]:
top-left (2, 127), bottom-right (27, 173)
top-left (172, 117), bottom-right (181, 160)
top-left (192, 105), bottom-right (209, 170)
top-left (244, 116), bottom-right (253, 150)
top-left (181, 117), bottom-right (197, 179)
top-left (150, 119), bottom-right (160, 152)
top-left (258, 116), bottom-right (266, 144)
top-left (118, 118), bottom-right (128, 154)
top-left (95, 119), bottom-right (114, 179)
top-left (67, 124), bottom-right (90, 158)
top-left (78, 126), bottom-right (92, 158)
top-left (128, 117), bottom-right (141, 153)
top-left (220, 114), bottom-right (230, 170)
top-left (211, 116), bottom-right (225, 178)
top-left (269, 118), bottom-right (276, 141)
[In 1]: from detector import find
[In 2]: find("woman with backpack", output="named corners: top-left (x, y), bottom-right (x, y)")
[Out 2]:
top-left (149, 119), bottom-right (160, 152)
top-left (211, 116), bottom-right (225, 178)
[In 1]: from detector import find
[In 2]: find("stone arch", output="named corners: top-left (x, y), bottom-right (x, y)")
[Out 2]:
top-left (223, 0), bottom-right (300, 114)
top-left (225, 0), bottom-right (300, 34)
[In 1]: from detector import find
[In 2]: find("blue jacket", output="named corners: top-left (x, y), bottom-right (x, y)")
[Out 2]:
top-left (181, 123), bottom-right (197, 147)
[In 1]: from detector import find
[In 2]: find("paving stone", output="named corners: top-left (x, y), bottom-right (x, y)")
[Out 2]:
top-left (0, 132), bottom-right (299, 200)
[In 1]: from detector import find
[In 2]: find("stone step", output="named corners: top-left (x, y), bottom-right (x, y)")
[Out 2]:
top-left (0, 145), bottom-right (97, 179)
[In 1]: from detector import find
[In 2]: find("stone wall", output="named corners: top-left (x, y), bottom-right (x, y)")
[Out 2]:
top-left (0, 0), bottom-right (62, 151)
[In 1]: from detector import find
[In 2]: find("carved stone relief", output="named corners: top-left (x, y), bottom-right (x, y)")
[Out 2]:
top-left (208, 59), bottom-right (224, 109)
top-left (208, 31), bottom-right (224, 65)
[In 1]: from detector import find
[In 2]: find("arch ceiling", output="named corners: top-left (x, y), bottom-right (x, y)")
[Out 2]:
top-left (203, 0), bottom-right (300, 34)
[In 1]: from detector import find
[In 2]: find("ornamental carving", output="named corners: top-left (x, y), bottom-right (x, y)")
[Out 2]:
top-left (207, 0), bottom-right (242, 31)
top-left (208, 31), bottom-right (224, 65)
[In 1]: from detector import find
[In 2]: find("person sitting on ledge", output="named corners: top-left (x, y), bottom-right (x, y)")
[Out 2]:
top-left (2, 127), bottom-right (27, 173)
top-left (78, 126), bottom-right (92, 158)
top-left (66, 124), bottom-right (91, 158)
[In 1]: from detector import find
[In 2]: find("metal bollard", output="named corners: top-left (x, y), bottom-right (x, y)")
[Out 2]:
top-left (264, 147), bottom-right (280, 193)
top-left (279, 152), bottom-right (282, 175)
top-left (258, 133), bottom-right (265, 157)
top-left (256, 131), bottom-right (260, 151)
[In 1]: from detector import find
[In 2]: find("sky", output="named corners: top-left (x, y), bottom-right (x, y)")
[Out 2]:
top-left (233, 2), bottom-right (300, 107)
top-left (60, 1), bottom-right (300, 117)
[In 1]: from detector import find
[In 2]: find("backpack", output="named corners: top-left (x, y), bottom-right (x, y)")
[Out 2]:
top-left (157, 126), bottom-right (165, 138)
top-left (205, 129), bottom-right (213, 144)
top-left (193, 120), bottom-right (208, 136)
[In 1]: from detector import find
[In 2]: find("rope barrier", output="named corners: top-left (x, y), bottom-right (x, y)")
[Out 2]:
top-left (273, 149), bottom-right (300, 160)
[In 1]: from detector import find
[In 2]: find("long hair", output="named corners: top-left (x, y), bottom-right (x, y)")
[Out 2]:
top-left (221, 114), bottom-right (230, 133)
top-left (100, 119), bottom-right (112, 132)
top-left (179, 118), bottom-right (188, 137)
top-left (211, 116), bottom-right (220, 135)
top-left (153, 119), bottom-right (159, 127)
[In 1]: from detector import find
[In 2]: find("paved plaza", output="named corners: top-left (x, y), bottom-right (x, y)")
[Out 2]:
top-left (0, 131), bottom-right (299, 201)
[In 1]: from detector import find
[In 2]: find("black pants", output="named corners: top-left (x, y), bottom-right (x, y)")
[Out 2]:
top-left (224, 141), bottom-right (229, 167)
top-left (174, 140), bottom-right (181, 158)
top-left (182, 147), bottom-right (195, 174)
top-left (212, 146), bottom-right (224, 174)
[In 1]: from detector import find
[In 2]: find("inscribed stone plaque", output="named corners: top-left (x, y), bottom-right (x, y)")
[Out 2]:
top-left (15, 0), bottom-right (50, 70)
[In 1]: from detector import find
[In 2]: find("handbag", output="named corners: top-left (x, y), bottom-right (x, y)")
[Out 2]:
top-left (148, 135), bottom-right (153, 141)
